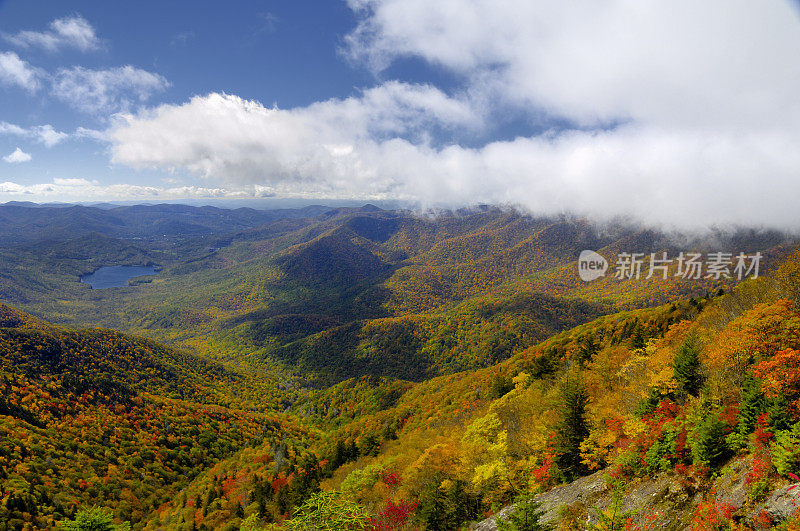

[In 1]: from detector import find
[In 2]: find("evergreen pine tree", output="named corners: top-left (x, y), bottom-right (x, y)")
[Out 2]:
top-left (577, 334), bottom-right (599, 364)
top-left (205, 488), bottom-right (215, 507)
top-left (673, 334), bottom-right (703, 397)
top-left (769, 394), bottom-right (792, 432)
top-left (630, 320), bottom-right (645, 350)
top-left (554, 376), bottom-right (590, 481)
top-left (737, 375), bottom-right (765, 436)
top-left (490, 373), bottom-right (514, 399)
top-left (497, 495), bottom-right (552, 531)
top-left (692, 412), bottom-right (729, 468)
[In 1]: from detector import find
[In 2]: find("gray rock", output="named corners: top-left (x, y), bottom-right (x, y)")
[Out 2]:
top-left (753, 482), bottom-right (800, 524)
top-left (472, 459), bottom-right (800, 531)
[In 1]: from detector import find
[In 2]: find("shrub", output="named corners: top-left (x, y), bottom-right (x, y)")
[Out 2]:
top-left (496, 495), bottom-right (551, 531)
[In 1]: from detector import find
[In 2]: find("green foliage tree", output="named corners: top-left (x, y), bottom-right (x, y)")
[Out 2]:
top-left (60, 506), bottom-right (131, 531)
top-left (490, 373), bottom-right (515, 399)
top-left (239, 514), bottom-right (264, 531)
top-left (673, 334), bottom-right (703, 398)
top-left (644, 424), bottom-right (680, 473)
top-left (357, 433), bottom-right (380, 457)
top-left (414, 478), bottom-right (482, 531)
top-left (497, 495), bottom-right (552, 531)
top-left (590, 479), bottom-right (636, 531)
top-left (290, 453), bottom-right (322, 507)
top-left (287, 491), bottom-right (370, 531)
top-left (727, 374), bottom-right (766, 449)
top-left (577, 334), bottom-right (599, 364)
top-left (771, 423), bottom-right (800, 476)
top-left (692, 412), bottom-right (729, 468)
top-left (554, 376), bottom-right (590, 481)
top-left (529, 349), bottom-right (557, 379)
top-left (630, 320), bottom-right (645, 350)
top-left (769, 393), bottom-right (792, 432)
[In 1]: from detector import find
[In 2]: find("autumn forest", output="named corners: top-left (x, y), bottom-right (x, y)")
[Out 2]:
top-left (2, 203), bottom-right (800, 530)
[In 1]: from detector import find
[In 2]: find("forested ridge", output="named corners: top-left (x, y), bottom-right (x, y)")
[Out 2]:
top-left (0, 305), bottom-right (312, 529)
top-left (146, 251), bottom-right (800, 530)
top-left (2, 203), bottom-right (800, 529)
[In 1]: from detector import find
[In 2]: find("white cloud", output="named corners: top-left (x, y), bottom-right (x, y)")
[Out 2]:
top-left (344, 0), bottom-right (800, 130)
top-left (108, 85), bottom-right (478, 181)
top-left (0, 51), bottom-right (42, 92)
top-left (52, 65), bottom-right (170, 114)
top-left (35, 124), bottom-right (70, 147)
top-left (105, 1), bottom-right (800, 229)
top-left (52, 178), bottom-right (95, 186)
top-left (3, 148), bottom-right (32, 163)
top-left (0, 178), bottom-right (253, 201)
top-left (0, 122), bottom-right (26, 136)
top-left (4, 15), bottom-right (101, 52)
top-left (74, 127), bottom-right (108, 142)
top-left (107, 91), bottom-right (800, 229)
top-left (0, 121), bottom-right (69, 147)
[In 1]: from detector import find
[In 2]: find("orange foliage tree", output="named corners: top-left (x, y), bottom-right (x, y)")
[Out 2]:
top-left (705, 299), bottom-right (800, 386)
top-left (754, 348), bottom-right (800, 414)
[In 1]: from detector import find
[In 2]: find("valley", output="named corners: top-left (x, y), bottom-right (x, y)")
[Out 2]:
top-left (1, 202), bottom-right (800, 530)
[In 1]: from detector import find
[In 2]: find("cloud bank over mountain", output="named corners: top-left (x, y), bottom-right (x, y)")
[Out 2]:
top-left (6, 2), bottom-right (800, 229)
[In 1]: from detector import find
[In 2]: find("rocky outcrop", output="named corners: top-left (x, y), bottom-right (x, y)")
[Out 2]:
top-left (753, 483), bottom-right (800, 524)
top-left (472, 458), bottom-right (800, 530)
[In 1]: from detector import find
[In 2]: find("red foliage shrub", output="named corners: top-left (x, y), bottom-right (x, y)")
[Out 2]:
top-left (270, 476), bottom-right (288, 493)
top-left (381, 471), bottom-right (402, 488)
top-left (369, 500), bottom-right (418, 531)
top-left (745, 458), bottom-right (771, 487)
top-left (690, 494), bottom-right (736, 530)
top-left (532, 451), bottom-right (555, 485)
top-left (753, 510), bottom-right (774, 530)
top-left (719, 405), bottom-right (739, 431)
top-left (755, 413), bottom-right (774, 448)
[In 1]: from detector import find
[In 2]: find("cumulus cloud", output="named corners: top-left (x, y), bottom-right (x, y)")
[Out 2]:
top-left (0, 51), bottom-right (42, 91)
top-left (108, 101), bottom-right (800, 229)
top-left (109, 84), bottom-right (479, 182)
top-left (4, 15), bottom-right (101, 52)
top-left (3, 148), bottom-right (32, 163)
top-left (52, 65), bottom-right (170, 114)
top-left (106, 0), bottom-right (800, 229)
top-left (33, 124), bottom-right (68, 147)
top-left (0, 122), bottom-right (69, 147)
top-left (344, 0), bottom-right (800, 130)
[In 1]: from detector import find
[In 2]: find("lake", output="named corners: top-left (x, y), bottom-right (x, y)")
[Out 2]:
top-left (80, 265), bottom-right (160, 289)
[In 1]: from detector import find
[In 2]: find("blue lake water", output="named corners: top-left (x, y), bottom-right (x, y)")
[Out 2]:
top-left (80, 265), bottom-right (159, 289)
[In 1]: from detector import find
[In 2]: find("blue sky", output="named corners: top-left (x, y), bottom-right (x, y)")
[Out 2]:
top-left (1, 1), bottom-right (800, 229)
top-left (0, 1), bottom-right (375, 106)
top-left (0, 0), bottom-right (387, 191)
